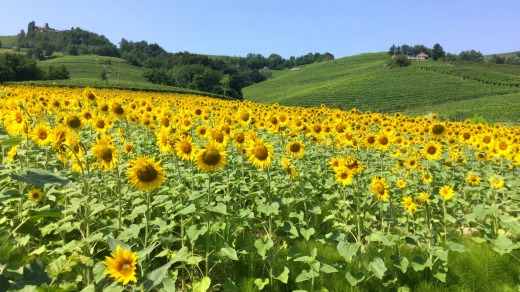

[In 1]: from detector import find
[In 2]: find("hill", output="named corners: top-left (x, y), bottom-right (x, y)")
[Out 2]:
top-left (242, 53), bottom-right (520, 124)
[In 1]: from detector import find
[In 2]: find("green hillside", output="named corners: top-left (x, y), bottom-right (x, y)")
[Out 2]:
top-left (243, 53), bottom-right (520, 123)
top-left (0, 35), bottom-right (18, 48)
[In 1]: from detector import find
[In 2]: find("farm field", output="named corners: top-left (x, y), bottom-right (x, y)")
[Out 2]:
top-left (243, 53), bottom-right (520, 124)
top-left (0, 85), bottom-right (519, 291)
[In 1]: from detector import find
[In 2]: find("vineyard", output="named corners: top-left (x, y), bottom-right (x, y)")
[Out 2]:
top-left (0, 85), bottom-right (519, 291)
top-left (243, 53), bottom-right (520, 123)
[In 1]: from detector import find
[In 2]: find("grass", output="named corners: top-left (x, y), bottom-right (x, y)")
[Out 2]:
top-left (242, 53), bottom-right (520, 124)
top-left (0, 35), bottom-right (18, 48)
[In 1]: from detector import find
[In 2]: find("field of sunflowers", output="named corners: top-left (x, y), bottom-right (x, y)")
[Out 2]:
top-left (0, 85), bottom-right (519, 291)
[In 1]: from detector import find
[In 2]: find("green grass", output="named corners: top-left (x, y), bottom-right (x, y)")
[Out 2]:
top-left (243, 53), bottom-right (520, 124)
top-left (0, 35), bottom-right (18, 48)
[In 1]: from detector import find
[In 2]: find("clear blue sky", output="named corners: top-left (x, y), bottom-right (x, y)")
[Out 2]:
top-left (2, 0), bottom-right (519, 58)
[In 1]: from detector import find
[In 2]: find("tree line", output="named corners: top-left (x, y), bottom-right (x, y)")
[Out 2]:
top-left (4, 21), bottom-right (334, 99)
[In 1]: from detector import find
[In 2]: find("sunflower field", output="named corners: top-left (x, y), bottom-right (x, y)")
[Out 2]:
top-left (0, 85), bottom-right (519, 291)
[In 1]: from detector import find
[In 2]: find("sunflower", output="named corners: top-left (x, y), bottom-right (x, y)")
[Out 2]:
top-left (196, 141), bottom-right (227, 171)
top-left (246, 138), bottom-right (274, 169)
top-left (335, 167), bottom-right (353, 185)
top-left (405, 156), bottom-right (419, 169)
top-left (6, 146), bottom-right (18, 163)
top-left (329, 157), bottom-right (344, 171)
top-left (343, 156), bottom-right (364, 175)
top-left (439, 185), bottom-right (454, 200)
top-left (32, 123), bottom-right (52, 147)
top-left (363, 133), bottom-right (377, 149)
top-left (418, 192), bottom-right (431, 205)
top-left (174, 135), bottom-right (198, 161)
top-left (430, 122), bottom-right (447, 139)
top-left (421, 172), bottom-right (434, 183)
top-left (286, 140), bottom-right (305, 158)
top-left (127, 156), bottom-right (166, 191)
top-left (28, 188), bottom-right (44, 202)
top-left (64, 113), bottom-right (83, 131)
top-left (82, 87), bottom-right (97, 103)
top-left (111, 102), bottom-right (127, 119)
top-left (375, 132), bottom-right (392, 151)
top-left (422, 140), bottom-right (443, 160)
top-left (400, 196), bottom-right (417, 215)
top-left (92, 135), bottom-right (118, 171)
top-left (281, 156), bottom-right (298, 179)
top-left (155, 129), bottom-right (173, 154)
top-left (370, 176), bottom-right (390, 201)
top-left (123, 142), bottom-right (134, 155)
top-left (488, 174), bottom-right (504, 189)
top-left (103, 245), bottom-right (138, 285)
top-left (396, 179), bottom-right (407, 188)
top-left (195, 125), bottom-right (209, 139)
top-left (231, 129), bottom-right (246, 149)
top-left (466, 172), bottom-right (481, 186)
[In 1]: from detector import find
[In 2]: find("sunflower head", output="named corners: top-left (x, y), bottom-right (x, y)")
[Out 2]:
top-left (103, 245), bottom-right (138, 285)
top-left (370, 176), bottom-right (390, 201)
top-left (196, 141), bottom-right (227, 171)
top-left (127, 156), bottom-right (166, 191)
top-left (439, 185), bottom-right (454, 200)
top-left (286, 140), bottom-right (305, 158)
top-left (247, 138), bottom-right (274, 169)
top-left (28, 188), bottom-right (44, 202)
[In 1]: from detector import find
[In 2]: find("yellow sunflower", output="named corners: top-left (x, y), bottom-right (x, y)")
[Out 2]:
top-left (6, 146), bottom-right (18, 163)
top-left (174, 135), bottom-right (198, 161)
top-left (127, 156), bottom-right (166, 191)
top-left (343, 156), bottom-right (364, 175)
top-left (370, 176), bottom-right (390, 201)
top-left (335, 167), bottom-right (353, 185)
top-left (246, 137), bottom-right (274, 169)
top-left (439, 185), bottom-right (454, 200)
top-left (64, 113), bottom-right (83, 131)
top-left (429, 122), bottom-right (447, 139)
top-left (488, 174), bottom-right (504, 189)
top-left (92, 135), bottom-right (118, 171)
top-left (422, 140), bottom-right (443, 161)
top-left (466, 172), bottom-right (481, 186)
top-left (418, 192), bottom-right (431, 205)
top-left (281, 156), bottom-right (298, 179)
top-left (32, 123), bottom-right (52, 147)
top-left (286, 140), bottom-right (305, 158)
top-left (103, 245), bottom-right (138, 285)
top-left (28, 188), bottom-right (44, 202)
top-left (196, 141), bottom-right (227, 171)
top-left (400, 196), bottom-right (417, 215)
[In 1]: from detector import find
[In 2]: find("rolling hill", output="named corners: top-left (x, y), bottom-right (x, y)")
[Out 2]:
top-left (242, 53), bottom-right (520, 124)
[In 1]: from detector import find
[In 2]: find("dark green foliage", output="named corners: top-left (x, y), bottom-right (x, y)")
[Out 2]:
top-left (0, 52), bottom-right (41, 82)
top-left (387, 54), bottom-right (411, 68)
top-left (432, 43), bottom-right (446, 60)
top-left (43, 65), bottom-right (70, 80)
top-left (459, 50), bottom-right (485, 62)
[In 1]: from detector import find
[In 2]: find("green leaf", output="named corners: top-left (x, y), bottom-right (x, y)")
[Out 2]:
top-left (171, 246), bottom-right (190, 263)
top-left (207, 202), bottom-right (228, 215)
top-left (192, 276), bottom-right (211, 292)
top-left (46, 255), bottom-right (74, 278)
top-left (369, 257), bottom-right (387, 279)
top-left (392, 256), bottom-right (409, 274)
top-left (254, 237), bottom-right (274, 259)
top-left (220, 246), bottom-right (239, 261)
top-left (253, 278), bottom-right (269, 290)
top-left (0, 137), bottom-right (23, 146)
top-left (138, 243), bottom-right (158, 265)
top-left (345, 271), bottom-right (365, 286)
top-left (144, 261), bottom-right (173, 290)
top-left (177, 203), bottom-right (196, 215)
top-left (336, 241), bottom-right (360, 262)
top-left (300, 227), bottom-right (315, 241)
top-left (10, 168), bottom-right (77, 189)
top-left (257, 202), bottom-right (280, 216)
top-left (320, 263), bottom-right (338, 273)
top-left (493, 234), bottom-right (520, 255)
top-left (500, 215), bottom-right (520, 235)
top-left (107, 237), bottom-right (131, 253)
top-left (411, 256), bottom-right (432, 271)
top-left (446, 241), bottom-right (467, 253)
top-left (272, 266), bottom-right (290, 283)
top-left (365, 231), bottom-right (394, 246)
top-left (295, 269), bottom-right (313, 283)
top-left (186, 224), bottom-right (208, 243)
top-left (221, 278), bottom-right (240, 291)
top-left (281, 221), bottom-right (299, 237)
top-left (116, 224), bottom-right (141, 241)
top-left (433, 265), bottom-right (448, 283)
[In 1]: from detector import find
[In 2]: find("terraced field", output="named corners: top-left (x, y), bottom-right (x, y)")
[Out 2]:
top-left (243, 53), bottom-right (520, 123)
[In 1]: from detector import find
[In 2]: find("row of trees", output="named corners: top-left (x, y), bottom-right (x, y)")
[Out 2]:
top-left (489, 53), bottom-right (520, 65)
top-left (0, 53), bottom-right (69, 82)
top-left (8, 21), bottom-right (334, 98)
top-left (388, 43), bottom-right (446, 60)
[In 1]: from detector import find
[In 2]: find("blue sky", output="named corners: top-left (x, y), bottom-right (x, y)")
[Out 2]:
top-left (1, 0), bottom-right (519, 58)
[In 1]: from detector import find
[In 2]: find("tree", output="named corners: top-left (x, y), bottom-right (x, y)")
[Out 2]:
top-left (387, 54), bottom-right (411, 68)
top-left (459, 50), bottom-right (485, 62)
top-left (388, 44), bottom-right (397, 56)
top-left (0, 52), bottom-right (41, 82)
top-left (432, 43), bottom-right (446, 60)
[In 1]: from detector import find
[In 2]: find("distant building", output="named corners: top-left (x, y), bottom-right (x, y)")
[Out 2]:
top-left (407, 52), bottom-right (429, 61)
top-left (35, 23), bottom-right (60, 32)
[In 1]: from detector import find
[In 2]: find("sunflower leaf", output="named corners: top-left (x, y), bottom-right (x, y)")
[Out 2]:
top-left (0, 137), bottom-right (23, 146)
top-left (10, 168), bottom-right (77, 189)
